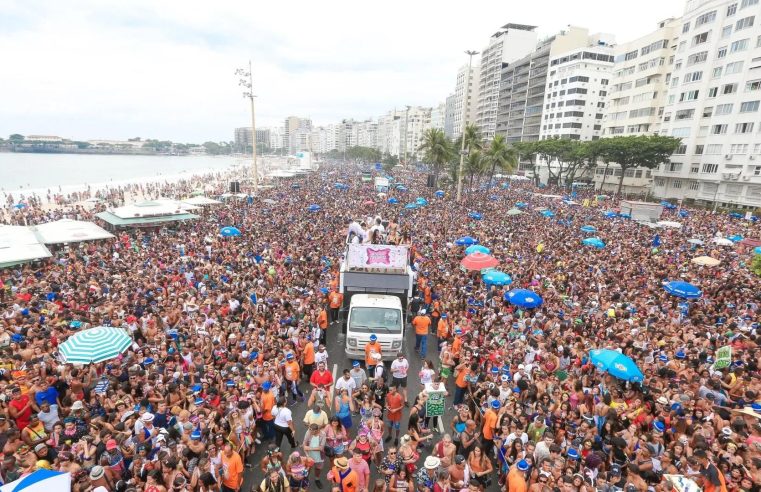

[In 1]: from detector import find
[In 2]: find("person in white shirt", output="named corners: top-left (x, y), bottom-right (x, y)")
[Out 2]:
top-left (334, 369), bottom-right (357, 395)
top-left (346, 218), bottom-right (368, 244)
top-left (271, 397), bottom-right (297, 448)
top-left (314, 345), bottom-right (329, 366)
top-left (390, 353), bottom-right (409, 405)
top-left (349, 361), bottom-right (367, 389)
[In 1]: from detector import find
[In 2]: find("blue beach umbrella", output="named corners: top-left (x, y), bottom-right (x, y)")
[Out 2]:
top-left (589, 349), bottom-right (644, 383)
top-left (541, 210), bottom-right (555, 218)
top-left (728, 234), bottom-right (743, 242)
top-left (396, 184), bottom-right (408, 191)
top-left (435, 190), bottom-right (445, 198)
top-left (468, 212), bottom-right (483, 220)
top-left (307, 204), bottom-right (321, 212)
top-left (404, 203), bottom-right (418, 210)
top-left (619, 213), bottom-right (631, 219)
top-left (580, 225), bottom-right (597, 234)
top-left (582, 237), bottom-right (605, 249)
top-left (465, 244), bottom-right (490, 255)
top-left (489, 195), bottom-right (499, 201)
top-left (515, 202), bottom-right (528, 208)
top-left (387, 197), bottom-right (399, 204)
top-left (603, 211), bottom-right (618, 218)
top-left (220, 226), bottom-right (241, 237)
top-left (504, 289), bottom-right (543, 309)
top-left (679, 210), bottom-right (689, 218)
top-left (13, 203), bottom-right (26, 209)
top-left (663, 280), bottom-right (702, 299)
top-left (728, 212), bottom-right (743, 219)
top-left (754, 246), bottom-right (761, 255)
top-left (416, 197), bottom-right (428, 206)
top-left (455, 236), bottom-right (479, 246)
top-left (58, 326), bottom-right (133, 364)
top-left (483, 270), bottom-right (512, 287)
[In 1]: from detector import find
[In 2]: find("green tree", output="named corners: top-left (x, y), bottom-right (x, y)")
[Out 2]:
top-left (598, 135), bottom-right (681, 194)
top-left (464, 150), bottom-right (488, 190)
top-left (381, 152), bottom-right (399, 172)
top-left (751, 255), bottom-right (761, 276)
top-left (418, 128), bottom-right (454, 186)
top-left (9, 134), bottom-right (24, 143)
top-left (513, 141), bottom-right (539, 185)
top-left (346, 146), bottom-right (381, 163)
top-left (484, 134), bottom-right (518, 188)
top-left (203, 141), bottom-right (222, 155)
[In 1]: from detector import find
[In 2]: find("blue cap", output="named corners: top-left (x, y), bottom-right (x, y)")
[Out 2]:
top-left (144, 358), bottom-right (154, 365)
top-left (168, 348), bottom-right (175, 354)
top-left (191, 384), bottom-right (202, 392)
top-left (441, 313), bottom-right (448, 319)
top-left (369, 334), bottom-right (377, 341)
top-left (352, 361), bottom-right (360, 367)
top-left (513, 387), bottom-right (521, 393)
top-left (191, 428), bottom-right (202, 440)
top-left (286, 353), bottom-right (294, 360)
top-left (517, 460), bottom-right (529, 471)
top-left (491, 367), bottom-right (500, 374)
top-left (250, 351), bottom-right (259, 359)
top-left (262, 381), bottom-right (272, 391)
top-left (454, 328), bottom-right (462, 335)
top-left (194, 398), bottom-right (205, 406)
top-left (502, 365), bottom-right (511, 374)
top-left (671, 403), bottom-right (682, 412)
top-left (676, 351), bottom-right (686, 359)
top-left (653, 421), bottom-right (665, 433)
top-left (658, 354), bottom-right (668, 362)
top-left (491, 400), bottom-right (501, 409)
top-left (750, 403), bottom-right (761, 411)
top-left (226, 381), bottom-right (235, 387)
top-left (567, 448), bottom-right (579, 460)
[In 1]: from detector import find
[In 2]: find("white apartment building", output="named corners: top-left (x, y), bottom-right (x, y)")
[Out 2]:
top-left (404, 106), bottom-right (432, 162)
top-left (452, 64), bottom-right (481, 139)
top-left (352, 119), bottom-right (378, 149)
top-left (655, 0), bottom-right (761, 208)
top-left (540, 34), bottom-right (616, 141)
top-left (430, 102), bottom-right (446, 131)
top-left (269, 127), bottom-right (284, 151)
top-left (596, 19), bottom-right (680, 193)
top-left (376, 110), bottom-right (404, 157)
top-left (476, 24), bottom-right (539, 140)
top-left (444, 94), bottom-right (456, 138)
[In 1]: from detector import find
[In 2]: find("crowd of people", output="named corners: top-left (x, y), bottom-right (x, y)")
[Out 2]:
top-left (0, 163), bottom-right (759, 492)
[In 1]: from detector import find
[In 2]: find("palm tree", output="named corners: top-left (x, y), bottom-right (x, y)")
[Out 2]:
top-left (484, 135), bottom-right (518, 188)
top-left (418, 128), bottom-right (453, 186)
top-left (464, 151), bottom-right (488, 191)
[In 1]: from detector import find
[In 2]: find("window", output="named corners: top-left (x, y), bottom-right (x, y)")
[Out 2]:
top-left (687, 51), bottom-right (708, 65)
top-left (731, 38), bottom-right (749, 52)
top-left (723, 83), bottom-right (738, 95)
top-left (713, 67), bottom-right (723, 78)
top-left (741, 0), bottom-right (759, 8)
top-left (684, 71), bottom-right (703, 83)
top-left (675, 144), bottom-right (688, 154)
top-left (682, 22), bottom-right (690, 33)
top-left (708, 87), bottom-right (718, 97)
top-left (672, 180), bottom-right (683, 189)
top-left (675, 109), bottom-right (695, 120)
top-left (689, 181), bottom-right (701, 190)
top-left (717, 46), bottom-right (728, 58)
top-left (695, 145), bottom-right (704, 155)
top-left (696, 10), bottom-right (717, 26)
top-left (727, 3), bottom-right (738, 16)
top-left (706, 144), bottom-right (723, 154)
top-left (755, 166), bottom-right (761, 175)
top-left (680, 90), bottom-right (700, 101)
top-left (725, 61), bottom-right (744, 74)
top-left (702, 107), bottom-right (713, 117)
top-left (730, 144), bottom-right (749, 153)
top-left (655, 178), bottom-right (665, 187)
top-left (739, 100), bottom-right (760, 112)
top-left (691, 164), bottom-right (701, 173)
top-left (672, 127), bottom-right (691, 137)
top-left (712, 124), bottom-right (728, 134)
top-left (702, 163), bottom-right (719, 173)
top-left (716, 103), bottom-right (733, 115)
top-left (746, 79), bottom-right (761, 91)
top-left (692, 31), bottom-right (710, 45)
top-left (736, 16), bottom-right (755, 31)
top-left (735, 122), bottom-right (755, 133)
top-left (624, 50), bottom-right (638, 61)
top-left (722, 25), bottom-right (733, 38)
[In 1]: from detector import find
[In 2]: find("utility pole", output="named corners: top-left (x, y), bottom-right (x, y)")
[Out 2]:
top-left (457, 50), bottom-right (479, 202)
top-left (403, 105), bottom-right (411, 166)
top-left (236, 61), bottom-right (258, 193)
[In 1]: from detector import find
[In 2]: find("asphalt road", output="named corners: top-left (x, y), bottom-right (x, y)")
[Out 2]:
top-left (241, 321), bottom-right (502, 492)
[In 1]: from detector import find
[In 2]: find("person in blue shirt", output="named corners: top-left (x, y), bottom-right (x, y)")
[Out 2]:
top-left (34, 379), bottom-right (60, 409)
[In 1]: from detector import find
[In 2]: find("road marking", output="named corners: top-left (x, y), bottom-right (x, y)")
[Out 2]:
top-left (328, 363), bottom-right (338, 403)
top-left (437, 414), bottom-right (445, 433)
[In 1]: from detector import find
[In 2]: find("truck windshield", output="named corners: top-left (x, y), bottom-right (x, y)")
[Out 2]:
top-left (348, 307), bottom-right (402, 333)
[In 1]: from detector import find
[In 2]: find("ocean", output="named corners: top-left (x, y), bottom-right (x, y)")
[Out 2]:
top-left (0, 152), bottom-right (241, 197)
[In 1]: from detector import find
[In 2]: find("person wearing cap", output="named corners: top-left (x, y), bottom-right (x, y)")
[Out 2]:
top-left (259, 380), bottom-right (276, 442)
top-left (327, 456), bottom-right (359, 492)
top-left (349, 360), bottom-right (367, 391)
top-left (508, 459), bottom-right (529, 492)
top-left (412, 309), bottom-right (431, 358)
top-left (283, 353), bottom-right (304, 404)
top-left (481, 399), bottom-right (500, 460)
top-left (363, 334), bottom-right (382, 376)
top-left (435, 312), bottom-right (450, 353)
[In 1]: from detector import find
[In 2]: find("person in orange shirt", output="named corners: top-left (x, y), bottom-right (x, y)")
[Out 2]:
top-left (412, 310), bottom-right (431, 358)
top-left (283, 353), bottom-right (304, 403)
top-left (436, 313), bottom-right (450, 353)
top-left (327, 290), bottom-right (343, 326)
top-left (364, 334), bottom-right (382, 375)
top-left (259, 381), bottom-right (276, 441)
top-left (482, 399), bottom-right (500, 459)
top-left (453, 357), bottom-right (470, 406)
top-left (430, 298), bottom-right (441, 336)
top-left (327, 457), bottom-right (359, 492)
top-left (218, 440), bottom-right (244, 491)
top-left (451, 328), bottom-right (463, 358)
top-left (302, 339), bottom-right (315, 381)
top-left (507, 459), bottom-right (529, 492)
top-left (317, 306), bottom-right (328, 344)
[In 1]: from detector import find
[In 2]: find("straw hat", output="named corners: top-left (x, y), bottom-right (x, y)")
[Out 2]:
top-left (334, 457), bottom-right (349, 470)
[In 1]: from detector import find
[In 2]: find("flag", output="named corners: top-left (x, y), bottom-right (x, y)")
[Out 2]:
top-left (652, 234), bottom-right (661, 247)
top-left (714, 345), bottom-right (732, 369)
top-left (536, 243), bottom-right (545, 253)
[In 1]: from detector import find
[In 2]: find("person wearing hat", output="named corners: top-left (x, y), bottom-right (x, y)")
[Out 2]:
top-left (349, 361), bottom-right (367, 391)
top-left (481, 399), bottom-right (501, 460)
top-left (363, 334), bottom-right (383, 376)
top-left (415, 456), bottom-right (440, 490)
top-left (327, 456), bottom-right (359, 492)
top-left (508, 459), bottom-right (529, 492)
top-left (259, 380), bottom-right (276, 442)
top-left (412, 310), bottom-right (431, 358)
top-left (284, 352), bottom-right (304, 404)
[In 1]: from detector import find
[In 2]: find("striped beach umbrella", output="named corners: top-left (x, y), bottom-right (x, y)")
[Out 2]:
top-left (58, 326), bottom-right (132, 364)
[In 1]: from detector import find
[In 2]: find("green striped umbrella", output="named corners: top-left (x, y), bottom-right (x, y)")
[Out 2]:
top-left (58, 326), bottom-right (132, 364)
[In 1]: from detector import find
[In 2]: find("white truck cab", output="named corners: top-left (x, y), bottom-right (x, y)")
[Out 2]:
top-left (345, 294), bottom-right (404, 360)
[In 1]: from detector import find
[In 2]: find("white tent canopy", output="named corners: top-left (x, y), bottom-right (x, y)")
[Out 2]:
top-left (0, 225), bottom-right (51, 268)
top-left (182, 196), bottom-right (222, 206)
top-left (32, 219), bottom-right (114, 244)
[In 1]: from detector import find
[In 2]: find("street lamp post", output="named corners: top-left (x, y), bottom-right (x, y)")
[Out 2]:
top-left (457, 50), bottom-right (479, 202)
top-left (235, 61), bottom-right (258, 193)
top-left (403, 105), bottom-right (411, 166)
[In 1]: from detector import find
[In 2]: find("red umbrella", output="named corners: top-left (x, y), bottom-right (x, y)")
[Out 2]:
top-left (460, 253), bottom-right (500, 271)
top-left (739, 238), bottom-right (761, 248)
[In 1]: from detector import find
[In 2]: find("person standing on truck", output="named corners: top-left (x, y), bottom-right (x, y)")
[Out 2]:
top-left (364, 334), bottom-right (383, 376)
top-left (327, 290), bottom-right (343, 326)
top-left (412, 310), bottom-right (431, 358)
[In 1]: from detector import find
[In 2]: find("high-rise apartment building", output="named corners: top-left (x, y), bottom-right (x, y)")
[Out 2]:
top-left (654, 0), bottom-right (761, 208)
top-left (452, 64), bottom-right (481, 139)
top-left (233, 127), bottom-right (270, 152)
top-left (594, 19), bottom-right (680, 193)
top-left (403, 106), bottom-right (432, 162)
top-left (430, 102), bottom-right (446, 131)
top-left (444, 94), bottom-right (457, 138)
top-left (476, 24), bottom-right (539, 140)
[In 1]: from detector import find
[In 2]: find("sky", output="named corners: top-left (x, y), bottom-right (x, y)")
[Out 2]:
top-left (0, 0), bottom-right (682, 143)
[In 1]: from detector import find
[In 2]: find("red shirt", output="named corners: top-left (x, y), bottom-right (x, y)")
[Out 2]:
top-left (310, 370), bottom-right (334, 389)
top-left (10, 395), bottom-right (32, 430)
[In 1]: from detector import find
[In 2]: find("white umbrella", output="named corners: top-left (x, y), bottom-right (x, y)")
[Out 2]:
top-left (687, 238), bottom-right (704, 245)
top-left (0, 470), bottom-right (71, 492)
top-left (691, 256), bottom-right (720, 266)
top-left (58, 326), bottom-right (132, 364)
top-left (712, 237), bottom-right (734, 246)
top-left (657, 221), bottom-right (682, 229)
top-left (262, 199), bottom-right (277, 205)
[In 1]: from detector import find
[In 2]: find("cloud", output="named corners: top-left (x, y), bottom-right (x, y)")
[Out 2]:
top-left (0, 0), bottom-right (679, 142)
